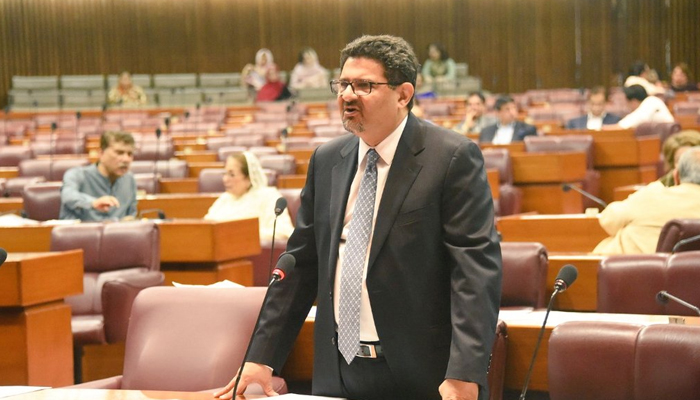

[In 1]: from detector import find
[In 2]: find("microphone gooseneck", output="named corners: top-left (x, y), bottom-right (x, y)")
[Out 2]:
top-left (671, 233), bottom-right (700, 254)
top-left (656, 290), bottom-right (700, 316)
top-left (561, 183), bottom-right (607, 209)
top-left (519, 264), bottom-right (578, 400)
top-left (232, 254), bottom-right (296, 397)
top-left (268, 197), bottom-right (289, 280)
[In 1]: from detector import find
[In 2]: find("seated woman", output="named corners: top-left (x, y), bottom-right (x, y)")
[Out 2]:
top-left (659, 130), bottom-right (700, 186)
top-left (421, 42), bottom-right (456, 87)
top-left (204, 152), bottom-right (294, 241)
top-left (670, 62), bottom-right (699, 93)
top-left (242, 48), bottom-right (277, 96)
top-left (289, 47), bottom-right (328, 90)
top-left (108, 71), bottom-right (147, 106)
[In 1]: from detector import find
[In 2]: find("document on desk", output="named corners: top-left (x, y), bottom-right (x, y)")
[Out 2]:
top-left (0, 386), bottom-right (49, 398)
top-left (277, 395), bottom-right (346, 400)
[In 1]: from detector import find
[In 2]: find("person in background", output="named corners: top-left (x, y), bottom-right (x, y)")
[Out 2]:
top-left (659, 130), bottom-right (700, 186)
top-left (242, 48), bottom-right (278, 96)
top-left (454, 92), bottom-right (497, 135)
top-left (290, 47), bottom-right (328, 90)
top-left (108, 71), bottom-right (147, 106)
top-left (605, 85), bottom-right (675, 130)
top-left (479, 95), bottom-right (536, 144)
top-left (593, 146), bottom-right (700, 254)
top-left (566, 86), bottom-right (621, 130)
top-left (60, 131), bottom-right (137, 221)
top-left (256, 66), bottom-right (292, 102)
top-left (204, 152), bottom-right (294, 241)
top-left (421, 42), bottom-right (456, 87)
top-left (669, 62), bottom-right (699, 93)
top-left (624, 60), bottom-right (666, 96)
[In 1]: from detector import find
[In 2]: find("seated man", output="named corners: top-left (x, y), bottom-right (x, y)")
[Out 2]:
top-left (479, 95), bottom-right (536, 144)
top-left (593, 146), bottom-right (700, 254)
top-left (604, 84), bottom-right (675, 130)
top-left (566, 86), bottom-right (621, 130)
top-left (60, 131), bottom-right (138, 221)
top-left (454, 91), bottom-right (498, 135)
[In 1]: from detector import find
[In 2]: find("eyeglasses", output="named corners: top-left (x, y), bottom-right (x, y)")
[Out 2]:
top-left (329, 79), bottom-right (395, 96)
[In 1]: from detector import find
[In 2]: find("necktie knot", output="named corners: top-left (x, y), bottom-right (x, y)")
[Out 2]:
top-left (366, 149), bottom-right (379, 171)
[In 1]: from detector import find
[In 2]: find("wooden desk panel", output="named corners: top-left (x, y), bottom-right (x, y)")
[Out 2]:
top-left (548, 253), bottom-right (604, 312)
top-left (512, 152), bottom-right (587, 183)
top-left (0, 166), bottom-right (19, 179)
top-left (598, 165), bottom-right (658, 204)
top-left (7, 389), bottom-right (260, 400)
top-left (175, 151), bottom-right (218, 163)
top-left (158, 178), bottom-right (198, 194)
top-left (137, 193), bottom-right (219, 218)
top-left (277, 174), bottom-right (307, 189)
top-left (487, 169), bottom-right (499, 200)
top-left (0, 197), bottom-right (24, 213)
top-left (593, 136), bottom-right (661, 167)
top-left (187, 162), bottom-right (224, 178)
top-left (497, 214), bottom-right (608, 252)
top-left (0, 226), bottom-right (53, 252)
top-left (480, 142), bottom-right (526, 154)
top-left (518, 184), bottom-right (582, 214)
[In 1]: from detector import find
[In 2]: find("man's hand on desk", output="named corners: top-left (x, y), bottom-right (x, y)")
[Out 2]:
top-left (214, 362), bottom-right (278, 399)
top-left (92, 196), bottom-right (120, 212)
top-left (439, 379), bottom-right (478, 400)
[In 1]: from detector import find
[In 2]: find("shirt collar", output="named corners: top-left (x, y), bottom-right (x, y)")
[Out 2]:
top-left (357, 115), bottom-right (408, 167)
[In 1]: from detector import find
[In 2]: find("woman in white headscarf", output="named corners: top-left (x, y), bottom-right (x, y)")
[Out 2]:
top-left (242, 48), bottom-right (277, 91)
top-left (290, 47), bottom-right (328, 90)
top-left (204, 152), bottom-right (294, 241)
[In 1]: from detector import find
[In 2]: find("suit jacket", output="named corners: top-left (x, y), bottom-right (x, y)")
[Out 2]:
top-left (565, 113), bottom-right (621, 130)
top-left (248, 114), bottom-right (502, 400)
top-left (593, 181), bottom-right (700, 254)
top-left (478, 121), bottom-right (537, 143)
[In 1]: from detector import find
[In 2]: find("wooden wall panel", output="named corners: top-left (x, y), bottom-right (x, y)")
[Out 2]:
top-left (1, 0), bottom-right (699, 108)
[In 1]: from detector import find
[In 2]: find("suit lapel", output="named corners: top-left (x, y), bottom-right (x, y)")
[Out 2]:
top-left (328, 137), bottom-right (359, 284)
top-left (367, 114), bottom-right (424, 271)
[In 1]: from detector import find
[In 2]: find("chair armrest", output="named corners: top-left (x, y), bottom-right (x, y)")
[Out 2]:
top-left (102, 271), bottom-right (165, 343)
top-left (65, 375), bottom-right (123, 389)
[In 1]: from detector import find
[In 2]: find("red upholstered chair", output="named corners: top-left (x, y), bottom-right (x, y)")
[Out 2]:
top-left (217, 146), bottom-right (248, 162)
top-left (481, 148), bottom-right (522, 216)
top-left (69, 286), bottom-right (288, 395)
top-left (197, 168), bottom-right (225, 193)
top-left (0, 145), bottom-right (32, 167)
top-left (134, 173), bottom-right (160, 194)
top-left (18, 158), bottom-right (90, 181)
top-left (4, 176), bottom-right (46, 198)
top-left (205, 136), bottom-right (236, 151)
top-left (133, 141), bottom-right (175, 161)
top-left (500, 242), bottom-right (549, 309)
top-left (655, 218), bottom-right (700, 253)
top-left (21, 182), bottom-right (62, 221)
top-left (524, 135), bottom-right (601, 211)
top-left (635, 121), bottom-right (681, 145)
top-left (129, 160), bottom-right (189, 178)
top-left (50, 221), bottom-right (163, 348)
top-left (597, 251), bottom-right (700, 316)
top-left (278, 188), bottom-right (301, 225)
top-left (548, 321), bottom-right (700, 400)
top-left (258, 154), bottom-right (296, 175)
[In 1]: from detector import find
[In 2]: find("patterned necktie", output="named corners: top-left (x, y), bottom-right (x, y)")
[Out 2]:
top-left (338, 148), bottom-right (379, 364)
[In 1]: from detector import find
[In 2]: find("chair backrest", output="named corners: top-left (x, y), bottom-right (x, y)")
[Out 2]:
top-left (548, 321), bottom-right (700, 400)
top-left (635, 122), bottom-right (682, 145)
top-left (597, 251), bottom-right (700, 315)
top-left (0, 145), bottom-right (33, 167)
top-left (19, 158), bottom-right (90, 181)
top-left (524, 135), bottom-right (595, 169)
top-left (134, 173), bottom-right (160, 194)
top-left (120, 286), bottom-right (267, 391)
top-left (21, 182), bottom-right (62, 221)
top-left (4, 176), bottom-right (46, 197)
top-left (278, 188), bottom-right (302, 225)
top-left (129, 159), bottom-right (188, 179)
top-left (198, 168), bottom-right (225, 193)
top-left (217, 146), bottom-right (248, 162)
top-left (133, 142), bottom-right (174, 161)
top-left (656, 218), bottom-right (700, 252)
top-left (481, 148), bottom-right (513, 185)
top-left (258, 154), bottom-right (296, 175)
top-left (500, 242), bottom-right (549, 309)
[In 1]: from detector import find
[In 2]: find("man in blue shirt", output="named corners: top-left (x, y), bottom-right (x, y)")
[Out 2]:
top-left (60, 131), bottom-right (138, 221)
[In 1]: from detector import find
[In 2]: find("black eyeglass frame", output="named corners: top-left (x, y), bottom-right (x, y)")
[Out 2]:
top-left (329, 79), bottom-right (398, 96)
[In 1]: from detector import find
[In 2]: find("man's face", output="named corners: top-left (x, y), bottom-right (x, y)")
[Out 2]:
top-left (466, 95), bottom-right (486, 118)
top-left (497, 102), bottom-right (518, 125)
top-left (337, 57), bottom-right (405, 145)
top-left (588, 93), bottom-right (606, 117)
top-left (626, 98), bottom-right (642, 112)
top-left (99, 141), bottom-right (134, 180)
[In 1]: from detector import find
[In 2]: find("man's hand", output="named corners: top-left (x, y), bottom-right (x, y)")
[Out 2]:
top-left (92, 196), bottom-right (120, 212)
top-left (213, 362), bottom-right (278, 399)
top-left (439, 379), bottom-right (478, 400)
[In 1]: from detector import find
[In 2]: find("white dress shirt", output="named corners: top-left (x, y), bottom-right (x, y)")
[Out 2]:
top-left (333, 115), bottom-right (408, 342)
top-left (618, 96), bottom-right (675, 129)
top-left (492, 123), bottom-right (515, 144)
top-left (586, 113), bottom-right (605, 130)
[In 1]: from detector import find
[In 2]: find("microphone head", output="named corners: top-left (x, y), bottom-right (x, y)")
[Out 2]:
top-left (155, 128), bottom-right (162, 138)
top-left (561, 183), bottom-right (571, 192)
top-left (553, 264), bottom-right (578, 292)
top-left (0, 248), bottom-right (7, 266)
top-left (51, 122), bottom-right (57, 131)
top-left (656, 290), bottom-right (670, 305)
top-left (272, 253), bottom-right (296, 281)
top-left (102, 103), bottom-right (108, 112)
top-left (76, 111), bottom-right (82, 119)
top-left (164, 117), bottom-right (171, 127)
top-left (184, 111), bottom-right (190, 119)
top-left (158, 211), bottom-right (166, 220)
top-left (196, 102), bottom-right (201, 110)
top-left (4, 105), bottom-right (10, 114)
top-left (274, 197), bottom-right (288, 216)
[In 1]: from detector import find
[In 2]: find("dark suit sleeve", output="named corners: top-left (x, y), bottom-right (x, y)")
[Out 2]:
top-left (441, 140), bottom-right (502, 387)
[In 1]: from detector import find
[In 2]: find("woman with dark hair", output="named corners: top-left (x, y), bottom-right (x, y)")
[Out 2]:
top-left (290, 47), bottom-right (328, 89)
top-left (624, 60), bottom-right (665, 96)
top-left (670, 62), bottom-right (699, 92)
top-left (421, 42), bottom-right (456, 86)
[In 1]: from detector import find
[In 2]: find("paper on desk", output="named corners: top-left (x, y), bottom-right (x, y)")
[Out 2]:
top-left (276, 394), bottom-right (346, 400)
top-left (171, 280), bottom-right (244, 288)
top-left (0, 386), bottom-right (49, 398)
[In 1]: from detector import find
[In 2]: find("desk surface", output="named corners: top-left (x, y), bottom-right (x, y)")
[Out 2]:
top-left (497, 213), bottom-right (608, 252)
top-left (4, 388), bottom-right (268, 400)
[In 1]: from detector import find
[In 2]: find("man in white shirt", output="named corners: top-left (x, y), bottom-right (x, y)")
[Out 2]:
top-left (566, 86), bottom-right (621, 130)
top-left (606, 85), bottom-right (675, 130)
top-left (479, 95), bottom-right (536, 144)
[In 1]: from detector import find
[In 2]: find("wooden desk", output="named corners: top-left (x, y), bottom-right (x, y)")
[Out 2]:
top-left (0, 166), bottom-right (19, 179)
top-left (0, 251), bottom-right (83, 386)
top-left (548, 253), bottom-right (605, 312)
top-left (6, 388), bottom-right (267, 400)
top-left (0, 225), bottom-right (54, 252)
top-left (480, 142), bottom-right (526, 154)
top-left (0, 197), bottom-right (24, 213)
top-left (187, 162), bottom-right (224, 178)
top-left (175, 150), bottom-right (218, 163)
top-left (158, 218), bottom-right (261, 286)
top-left (487, 169), bottom-right (499, 200)
top-left (137, 193), bottom-right (219, 218)
top-left (158, 178), bottom-right (198, 194)
top-left (497, 214), bottom-right (608, 252)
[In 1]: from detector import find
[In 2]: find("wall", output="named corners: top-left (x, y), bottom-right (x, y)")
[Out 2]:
top-left (1, 0), bottom-right (699, 107)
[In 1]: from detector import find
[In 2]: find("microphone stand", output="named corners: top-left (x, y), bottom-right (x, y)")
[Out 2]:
top-left (75, 111), bottom-right (82, 156)
top-left (153, 128), bottom-right (162, 194)
top-left (49, 122), bottom-right (57, 181)
top-left (267, 199), bottom-right (287, 280)
top-left (671, 233), bottom-right (700, 253)
top-left (657, 291), bottom-right (700, 316)
top-left (561, 183), bottom-right (607, 209)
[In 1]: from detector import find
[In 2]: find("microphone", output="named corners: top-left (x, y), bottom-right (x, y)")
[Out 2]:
top-left (519, 264), bottom-right (578, 400)
top-left (49, 122), bottom-right (57, 181)
top-left (137, 208), bottom-right (167, 220)
top-left (671, 234), bottom-right (700, 254)
top-left (153, 128), bottom-right (162, 194)
top-left (0, 248), bottom-right (7, 268)
top-left (561, 183), bottom-right (607, 209)
top-left (656, 290), bottom-right (700, 316)
top-left (75, 111), bottom-right (82, 156)
top-left (268, 197), bottom-right (289, 280)
top-left (232, 254), bottom-right (296, 397)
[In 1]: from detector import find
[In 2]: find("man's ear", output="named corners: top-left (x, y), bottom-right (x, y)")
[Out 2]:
top-left (673, 168), bottom-right (680, 185)
top-left (396, 82), bottom-right (415, 108)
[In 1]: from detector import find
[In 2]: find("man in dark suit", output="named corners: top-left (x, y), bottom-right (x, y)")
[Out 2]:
top-left (479, 95), bottom-right (536, 143)
top-left (216, 35), bottom-right (501, 400)
top-left (566, 86), bottom-right (621, 130)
